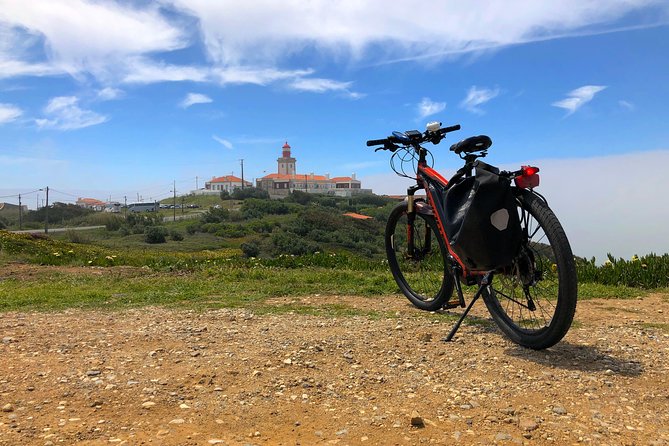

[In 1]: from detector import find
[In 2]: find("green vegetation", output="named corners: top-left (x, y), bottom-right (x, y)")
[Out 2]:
top-left (1, 191), bottom-right (668, 315)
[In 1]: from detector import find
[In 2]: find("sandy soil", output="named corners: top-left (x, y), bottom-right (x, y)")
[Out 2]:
top-left (2, 273), bottom-right (669, 445)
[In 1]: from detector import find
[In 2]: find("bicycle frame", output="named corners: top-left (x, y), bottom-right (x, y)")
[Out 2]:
top-left (406, 148), bottom-right (480, 280)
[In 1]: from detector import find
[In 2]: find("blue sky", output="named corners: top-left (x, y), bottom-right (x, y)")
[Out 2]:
top-left (1, 0), bottom-right (668, 261)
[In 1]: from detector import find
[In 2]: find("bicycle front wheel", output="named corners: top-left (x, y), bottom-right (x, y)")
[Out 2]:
top-left (385, 202), bottom-right (454, 311)
top-left (482, 190), bottom-right (577, 349)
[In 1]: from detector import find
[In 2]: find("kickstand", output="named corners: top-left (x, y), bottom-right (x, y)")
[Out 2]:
top-left (443, 272), bottom-right (493, 342)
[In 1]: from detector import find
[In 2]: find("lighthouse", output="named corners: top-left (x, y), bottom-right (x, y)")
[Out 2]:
top-left (277, 141), bottom-right (296, 176)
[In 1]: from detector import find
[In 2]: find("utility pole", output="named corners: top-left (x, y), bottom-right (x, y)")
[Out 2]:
top-left (173, 180), bottom-right (176, 222)
top-left (196, 176), bottom-right (199, 190)
top-left (44, 186), bottom-right (49, 234)
top-left (124, 196), bottom-right (127, 219)
top-left (240, 159), bottom-right (245, 189)
top-left (18, 194), bottom-right (22, 230)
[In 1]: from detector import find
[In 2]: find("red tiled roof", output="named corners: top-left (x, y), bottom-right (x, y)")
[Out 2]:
top-left (77, 198), bottom-right (106, 205)
top-left (330, 176), bottom-right (357, 183)
top-left (209, 175), bottom-right (249, 183)
top-left (343, 212), bottom-right (373, 220)
top-left (282, 141), bottom-right (291, 149)
top-left (261, 173), bottom-right (329, 181)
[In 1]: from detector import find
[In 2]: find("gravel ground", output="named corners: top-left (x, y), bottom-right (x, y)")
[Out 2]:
top-left (2, 290), bottom-right (669, 445)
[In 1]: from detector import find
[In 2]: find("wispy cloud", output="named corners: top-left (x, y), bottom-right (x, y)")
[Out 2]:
top-left (212, 135), bottom-right (233, 149)
top-left (417, 97), bottom-right (446, 119)
top-left (619, 100), bottom-right (635, 111)
top-left (460, 86), bottom-right (500, 114)
top-left (0, 103), bottom-right (22, 124)
top-left (35, 96), bottom-right (107, 130)
top-left (288, 77), bottom-right (362, 98)
top-left (181, 93), bottom-right (213, 108)
top-left (552, 85), bottom-right (607, 115)
top-left (97, 87), bottom-right (123, 101)
top-left (2, 0), bottom-right (663, 94)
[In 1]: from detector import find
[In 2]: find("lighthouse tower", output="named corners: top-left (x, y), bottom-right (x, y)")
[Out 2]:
top-left (277, 141), bottom-right (296, 176)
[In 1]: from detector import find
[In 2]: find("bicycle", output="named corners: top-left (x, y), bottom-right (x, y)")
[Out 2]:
top-left (367, 122), bottom-right (577, 349)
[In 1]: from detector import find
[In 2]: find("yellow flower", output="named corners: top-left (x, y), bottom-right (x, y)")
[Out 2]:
top-left (87, 260), bottom-right (93, 264)
top-left (551, 263), bottom-right (558, 272)
top-left (604, 260), bottom-right (612, 267)
top-left (641, 263), bottom-right (648, 269)
top-left (67, 250), bottom-right (75, 254)
top-left (53, 252), bottom-right (61, 257)
top-left (631, 254), bottom-right (640, 262)
top-left (105, 256), bottom-right (114, 261)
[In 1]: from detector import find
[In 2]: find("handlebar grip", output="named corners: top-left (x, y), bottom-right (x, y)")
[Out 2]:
top-left (366, 138), bottom-right (387, 147)
top-left (438, 124), bottom-right (461, 135)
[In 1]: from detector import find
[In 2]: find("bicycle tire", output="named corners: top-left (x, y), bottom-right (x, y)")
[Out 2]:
top-left (482, 190), bottom-right (577, 349)
top-left (385, 202), bottom-right (454, 311)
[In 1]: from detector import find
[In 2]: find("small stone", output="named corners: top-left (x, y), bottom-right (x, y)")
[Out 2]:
top-left (179, 403), bottom-right (190, 409)
top-left (141, 402), bottom-right (156, 408)
top-left (519, 418), bottom-right (539, 431)
top-left (410, 411), bottom-right (425, 428)
top-left (495, 432), bottom-right (512, 441)
top-left (500, 407), bottom-right (515, 415)
top-left (208, 440), bottom-right (225, 445)
top-left (420, 333), bottom-right (432, 342)
top-left (86, 370), bottom-right (101, 377)
top-left (552, 406), bottom-right (567, 415)
top-left (2, 336), bottom-right (14, 344)
top-left (336, 429), bottom-right (348, 436)
top-left (169, 419), bottom-right (185, 424)
top-left (283, 358), bottom-right (292, 365)
top-left (2, 403), bottom-right (14, 412)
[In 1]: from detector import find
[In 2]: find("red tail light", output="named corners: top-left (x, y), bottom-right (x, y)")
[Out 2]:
top-left (515, 165), bottom-right (540, 189)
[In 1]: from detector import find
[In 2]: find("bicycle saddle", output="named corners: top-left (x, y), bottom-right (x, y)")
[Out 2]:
top-left (449, 135), bottom-right (492, 154)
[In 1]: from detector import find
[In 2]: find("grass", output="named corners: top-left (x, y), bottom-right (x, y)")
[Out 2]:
top-left (0, 229), bottom-right (666, 318)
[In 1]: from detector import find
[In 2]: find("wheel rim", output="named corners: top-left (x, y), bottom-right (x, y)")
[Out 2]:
top-left (390, 212), bottom-right (446, 302)
top-left (486, 203), bottom-right (560, 333)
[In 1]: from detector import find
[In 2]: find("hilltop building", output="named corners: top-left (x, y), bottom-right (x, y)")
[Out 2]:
top-left (76, 197), bottom-right (106, 211)
top-left (256, 142), bottom-right (371, 198)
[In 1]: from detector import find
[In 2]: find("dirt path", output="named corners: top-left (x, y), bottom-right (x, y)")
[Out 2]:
top-left (2, 291), bottom-right (669, 445)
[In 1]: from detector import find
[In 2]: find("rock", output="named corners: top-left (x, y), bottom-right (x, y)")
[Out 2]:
top-left (169, 418), bottom-right (185, 424)
top-left (495, 432), bottom-right (512, 441)
top-left (141, 401), bottom-right (156, 408)
top-left (410, 411), bottom-right (425, 428)
top-left (552, 406), bottom-right (567, 415)
top-left (500, 407), bottom-right (515, 415)
top-left (208, 440), bottom-right (225, 445)
top-left (86, 370), bottom-right (101, 377)
top-left (2, 336), bottom-right (14, 344)
top-left (179, 403), bottom-right (190, 409)
top-left (2, 403), bottom-right (14, 412)
top-left (519, 418), bottom-right (539, 431)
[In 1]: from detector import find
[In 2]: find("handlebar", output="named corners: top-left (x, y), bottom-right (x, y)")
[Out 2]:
top-left (366, 124), bottom-right (461, 148)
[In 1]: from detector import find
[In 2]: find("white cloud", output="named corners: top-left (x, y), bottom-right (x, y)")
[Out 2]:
top-left (552, 85), bottom-right (607, 115)
top-left (417, 97), bottom-right (446, 119)
top-left (36, 96), bottom-right (107, 130)
top-left (1, 0), bottom-right (664, 92)
top-left (181, 93), bottom-right (213, 108)
top-left (166, 0), bottom-right (668, 65)
top-left (460, 86), bottom-right (500, 114)
top-left (619, 100), bottom-right (635, 111)
top-left (97, 87), bottom-right (123, 101)
top-left (0, 103), bottom-right (22, 124)
top-left (212, 135), bottom-right (233, 149)
top-left (0, 0), bottom-right (186, 78)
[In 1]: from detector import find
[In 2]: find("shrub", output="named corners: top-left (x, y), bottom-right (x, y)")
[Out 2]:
top-left (144, 226), bottom-right (168, 244)
top-left (186, 223), bottom-right (201, 235)
top-left (118, 226), bottom-right (130, 236)
top-left (231, 187), bottom-right (269, 200)
top-left (201, 207), bottom-right (230, 223)
top-left (241, 240), bottom-right (260, 258)
top-left (219, 190), bottom-right (230, 200)
top-left (65, 230), bottom-right (90, 244)
top-left (170, 230), bottom-right (184, 241)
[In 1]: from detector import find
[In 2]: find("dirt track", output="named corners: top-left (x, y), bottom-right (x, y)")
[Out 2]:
top-left (2, 290), bottom-right (669, 445)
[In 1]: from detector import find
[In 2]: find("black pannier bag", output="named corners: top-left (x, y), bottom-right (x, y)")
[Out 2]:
top-left (442, 161), bottom-right (522, 271)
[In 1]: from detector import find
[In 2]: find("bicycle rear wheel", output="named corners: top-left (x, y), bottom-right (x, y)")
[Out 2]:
top-left (385, 202), bottom-right (454, 311)
top-left (482, 190), bottom-right (577, 349)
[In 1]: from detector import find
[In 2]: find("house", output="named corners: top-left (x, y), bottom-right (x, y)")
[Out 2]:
top-left (196, 175), bottom-right (253, 195)
top-left (76, 197), bottom-right (106, 211)
top-left (256, 142), bottom-right (372, 198)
